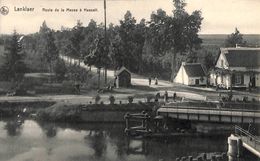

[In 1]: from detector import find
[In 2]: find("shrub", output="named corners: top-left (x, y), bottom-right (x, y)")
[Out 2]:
top-left (128, 96), bottom-right (134, 104)
top-left (109, 95), bottom-right (115, 104)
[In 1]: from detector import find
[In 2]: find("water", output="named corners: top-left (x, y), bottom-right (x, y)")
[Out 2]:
top-left (0, 119), bottom-right (257, 161)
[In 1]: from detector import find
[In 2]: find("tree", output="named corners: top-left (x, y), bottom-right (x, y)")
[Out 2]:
top-left (204, 52), bottom-right (215, 70)
top-left (146, 0), bottom-right (203, 81)
top-left (116, 11), bottom-right (146, 72)
top-left (43, 30), bottom-right (59, 81)
top-left (54, 59), bottom-right (67, 82)
top-left (70, 20), bottom-right (84, 65)
top-left (84, 33), bottom-right (110, 88)
top-left (38, 21), bottom-right (59, 80)
top-left (0, 31), bottom-right (27, 83)
top-left (225, 28), bottom-right (247, 47)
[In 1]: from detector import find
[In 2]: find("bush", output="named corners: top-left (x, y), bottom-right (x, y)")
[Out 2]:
top-left (67, 65), bottom-right (89, 83)
top-left (128, 96), bottom-right (134, 104)
top-left (109, 95), bottom-right (115, 104)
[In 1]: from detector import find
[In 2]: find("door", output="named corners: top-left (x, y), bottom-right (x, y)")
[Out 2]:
top-left (250, 75), bottom-right (256, 87)
top-left (195, 79), bottom-right (200, 85)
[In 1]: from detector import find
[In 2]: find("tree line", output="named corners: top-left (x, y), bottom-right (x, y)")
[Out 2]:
top-left (0, 0), bottom-right (248, 86)
top-left (19, 0), bottom-right (203, 81)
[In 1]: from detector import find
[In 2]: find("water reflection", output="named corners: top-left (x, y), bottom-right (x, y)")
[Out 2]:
top-left (0, 119), bottom-right (258, 161)
top-left (126, 138), bottom-right (148, 155)
top-left (38, 122), bottom-right (57, 138)
top-left (85, 131), bottom-right (107, 158)
top-left (4, 121), bottom-right (23, 136)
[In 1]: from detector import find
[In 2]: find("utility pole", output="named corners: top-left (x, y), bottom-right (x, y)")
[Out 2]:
top-left (104, 0), bottom-right (107, 85)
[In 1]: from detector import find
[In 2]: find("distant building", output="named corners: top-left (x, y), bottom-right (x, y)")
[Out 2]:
top-left (210, 47), bottom-right (260, 89)
top-left (174, 62), bottom-right (207, 86)
top-left (115, 66), bottom-right (131, 88)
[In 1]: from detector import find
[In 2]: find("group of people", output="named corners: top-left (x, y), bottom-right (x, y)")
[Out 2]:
top-left (148, 76), bottom-right (158, 86)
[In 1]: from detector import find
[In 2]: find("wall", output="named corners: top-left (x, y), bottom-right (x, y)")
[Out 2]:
top-left (174, 65), bottom-right (188, 85)
top-left (80, 107), bottom-right (153, 122)
top-left (216, 52), bottom-right (229, 69)
top-left (256, 74), bottom-right (260, 87)
top-left (188, 77), bottom-right (207, 85)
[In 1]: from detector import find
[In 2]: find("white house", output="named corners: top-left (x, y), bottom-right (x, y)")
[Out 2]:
top-left (210, 47), bottom-right (260, 89)
top-left (174, 62), bottom-right (207, 86)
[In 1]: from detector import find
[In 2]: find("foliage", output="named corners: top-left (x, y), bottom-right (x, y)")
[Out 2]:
top-left (39, 21), bottom-right (59, 81)
top-left (68, 20), bottom-right (84, 60)
top-left (84, 33), bottom-right (110, 68)
top-left (43, 31), bottom-right (59, 66)
top-left (10, 0), bottom-right (204, 82)
top-left (66, 64), bottom-right (89, 83)
top-left (225, 28), bottom-right (247, 47)
top-left (0, 31), bottom-right (27, 82)
top-left (54, 59), bottom-right (67, 82)
top-left (115, 11), bottom-right (146, 72)
top-left (146, 0), bottom-right (203, 80)
top-left (204, 52), bottom-right (215, 70)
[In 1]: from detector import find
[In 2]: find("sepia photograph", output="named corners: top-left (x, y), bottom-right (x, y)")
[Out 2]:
top-left (0, 0), bottom-right (260, 161)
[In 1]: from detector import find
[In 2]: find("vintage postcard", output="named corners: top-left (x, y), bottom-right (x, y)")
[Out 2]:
top-left (0, 0), bottom-right (259, 161)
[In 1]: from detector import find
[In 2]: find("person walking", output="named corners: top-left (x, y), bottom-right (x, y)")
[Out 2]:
top-left (148, 77), bottom-right (152, 86)
top-left (173, 92), bottom-right (177, 102)
top-left (155, 77), bottom-right (158, 85)
top-left (164, 91), bottom-right (168, 103)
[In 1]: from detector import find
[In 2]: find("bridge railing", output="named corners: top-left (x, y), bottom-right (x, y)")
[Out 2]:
top-left (235, 125), bottom-right (260, 150)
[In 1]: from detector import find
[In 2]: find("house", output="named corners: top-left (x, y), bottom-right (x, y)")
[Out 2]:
top-left (174, 62), bottom-right (207, 86)
top-left (210, 47), bottom-right (260, 89)
top-left (115, 66), bottom-right (131, 88)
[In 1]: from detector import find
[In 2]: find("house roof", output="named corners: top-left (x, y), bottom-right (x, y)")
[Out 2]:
top-left (183, 63), bottom-right (206, 77)
top-left (221, 48), bottom-right (260, 67)
top-left (115, 66), bottom-right (131, 76)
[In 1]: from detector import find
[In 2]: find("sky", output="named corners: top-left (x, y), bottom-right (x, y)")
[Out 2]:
top-left (0, 0), bottom-right (260, 34)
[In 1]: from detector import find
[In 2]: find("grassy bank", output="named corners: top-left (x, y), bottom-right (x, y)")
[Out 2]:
top-left (37, 102), bottom-right (158, 122)
top-left (0, 101), bottom-right (55, 117)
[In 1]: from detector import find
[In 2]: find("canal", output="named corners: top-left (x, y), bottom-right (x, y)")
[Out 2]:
top-left (0, 119), bottom-right (258, 161)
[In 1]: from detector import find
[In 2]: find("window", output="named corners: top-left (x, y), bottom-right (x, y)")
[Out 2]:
top-left (221, 59), bottom-right (224, 67)
top-left (235, 75), bottom-right (242, 84)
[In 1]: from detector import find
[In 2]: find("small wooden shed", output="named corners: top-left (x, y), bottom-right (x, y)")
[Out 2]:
top-left (115, 66), bottom-right (131, 88)
top-left (174, 62), bottom-right (207, 86)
